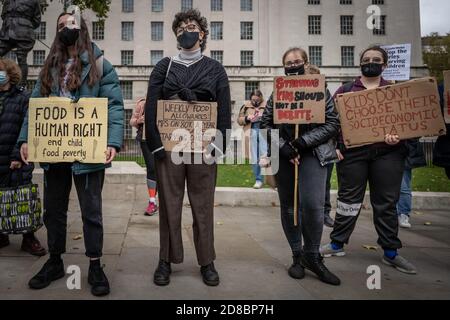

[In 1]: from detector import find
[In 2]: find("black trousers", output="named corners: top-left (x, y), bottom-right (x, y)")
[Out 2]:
top-left (324, 163), bottom-right (334, 215)
top-left (44, 163), bottom-right (105, 258)
top-left (140, 141), bottom-right (156, 181)
top-left (0, 37), bottom-right (34, 85)
top-left (330, 145), bottom-right (407, 250)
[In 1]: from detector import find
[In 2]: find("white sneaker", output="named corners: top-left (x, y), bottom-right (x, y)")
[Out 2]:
top-left (399, 214), bottom-right (411, 229)
top-left (253, 181), bottom-right (263, 189)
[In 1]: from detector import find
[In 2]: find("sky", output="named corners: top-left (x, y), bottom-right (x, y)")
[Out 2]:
top-left (420, 0), bottom-right (450, 36)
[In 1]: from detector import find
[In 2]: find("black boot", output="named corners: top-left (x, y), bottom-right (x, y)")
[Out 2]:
top-left (324, 212), bottom-right (335, 228)
top-left (288, 253), bottom-right (305, 279)
top-left (88, 260), bottom-right (110, 297)
top-left (154, 260), bottom-right (171, 286)
top-left (200, 262), bottom-right (220, 286)
top-left (301, 252), bottom-right (341, 286)
top-left (28, 255), bottom-right (65, 289)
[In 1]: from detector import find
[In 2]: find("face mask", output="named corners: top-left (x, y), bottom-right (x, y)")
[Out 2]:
top-left (0, 71), bottom-right (8, 86)
top-left (177, 31), bottom-right (200, 50)
top-left (252, 100), bottom-right (260, 107)
top-left (58, 27), bottom-right (80, 47)
top-left (284, 64), bottom-right (305, 76)
top-left (361, 63), bottom-right (383, 78)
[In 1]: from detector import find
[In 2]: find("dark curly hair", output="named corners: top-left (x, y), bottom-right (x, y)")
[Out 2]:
top-left (172, 9), bottom-right (209, 52)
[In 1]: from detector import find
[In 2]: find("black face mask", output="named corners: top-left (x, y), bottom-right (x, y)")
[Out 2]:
top-left (284, 64), bottom-right (305, 76)
top-left (361, 63), bottom-right (384, 78)
top-left (177, 31), bottom-right (200, 50)
top-left (251, 100), bottom-right (260, 107)
top-left (58, 27), bottom-right (80, 47)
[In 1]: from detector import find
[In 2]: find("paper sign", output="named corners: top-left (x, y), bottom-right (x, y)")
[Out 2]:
top-left (444, 70), bottom-right (450, 124)
top-left (157, 100), bottom-right (217, 152)
top-left (336, 77), bottom-right (447, 148)
top-left (381, 44), bottom-right (411, 81)
top-left (28, 97), bottom-right (108, 163)
top-left (273, 74), bottom-right (326, 124)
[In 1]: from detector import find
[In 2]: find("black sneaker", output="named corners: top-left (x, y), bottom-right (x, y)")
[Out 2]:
top-left (154, 260), bottom-right (171, 286)
top-left (88, 262), bottom-right (110, 297)
top-left (200, 262), bottom-right (220, 286)
top-left (288, 253), bottom-right (305, 279)
top-left (324, 213), bottom-right (335, 228)
top-left (28, 258), bottom-right (65, 289)
top-left (301, 253), bottom-right (341, 286)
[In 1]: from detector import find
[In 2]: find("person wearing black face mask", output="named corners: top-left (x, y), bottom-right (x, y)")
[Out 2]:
top-left (320, 46), bottom-right (417, 276)
top-left (261, 47), bottom-right (341, 286)
top-left (145, 9), bottom-right (231, 288)
top-left (58, 27), bottom-right (80, 47)
top-left (237, 90), bottom-right (268, 189)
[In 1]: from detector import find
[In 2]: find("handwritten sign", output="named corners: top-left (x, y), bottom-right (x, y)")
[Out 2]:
top-left (157, 100), bottom-right (217, 152)
top-left (336, 77), bottom-right (447, 148)
top-left (444, 70), bottom-right (450, 124)
top-left (28, 97), bottom-right (108, 163)
top-left (381, 44), bottom-right (411, 81)
top-left (273, 74), bottom-right (326, 124)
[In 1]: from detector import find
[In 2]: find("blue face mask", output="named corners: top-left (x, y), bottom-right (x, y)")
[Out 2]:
top-left (0, 71), bottom-right (8, 85)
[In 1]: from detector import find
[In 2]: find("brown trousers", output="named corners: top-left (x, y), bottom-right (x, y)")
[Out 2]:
top-left (155, 152), bottom-right (217, 266)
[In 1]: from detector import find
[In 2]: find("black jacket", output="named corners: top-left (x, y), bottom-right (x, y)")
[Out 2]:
top-left (433, 84), bottom-right (450, 168)
top-left (0, 0), bottom-right (41, 41)
top-left (261, 89), bottom-right (340, 166)
top-left (405, 139), bottom-right (427, 169)
top-left (0, 85), bottom-right (33, 186)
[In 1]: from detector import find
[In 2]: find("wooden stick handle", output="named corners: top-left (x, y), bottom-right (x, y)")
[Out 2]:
top-left (293, 124), bottom-right (299, 227)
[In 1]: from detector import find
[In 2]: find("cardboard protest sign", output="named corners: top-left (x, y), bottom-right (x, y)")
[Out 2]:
top-left (381, 44), bottom-right (411, 81)
top-left (157, 100), bottom-right (217, 152)
top-left (336, 77), bottom-right (446, 148)
top-left (444, 70), bottom-right (450, 124)
top-left (273, 74), bottom-right (326, 124)
top-left (28, 97), bottom-right (108, 163)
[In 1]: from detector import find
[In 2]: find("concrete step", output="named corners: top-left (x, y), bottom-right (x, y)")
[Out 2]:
top-left (31, 162), bottom-right (450, 210)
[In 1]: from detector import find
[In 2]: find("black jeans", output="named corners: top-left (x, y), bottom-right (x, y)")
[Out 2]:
top-left (276, 151), bottom-right (327, 254)
top-left (140, 141), bottom-right (156, 181)
top-left (44, 163), bottom-right (105, 258)
top-left (330, 145), bottom-right (407, 250)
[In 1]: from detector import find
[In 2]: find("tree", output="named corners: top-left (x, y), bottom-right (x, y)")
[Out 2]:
top-left (423, 33), bottom-right (450, 83)
top-left (40, 0), bottom-right (111, 20)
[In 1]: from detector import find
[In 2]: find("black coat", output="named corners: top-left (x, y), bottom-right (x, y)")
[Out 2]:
top-left (261, 89), bottom-right (340, 166)
top-left (405, 139), bottom-right (427, 170)
top-left (0, 85), bottom-right (33, 186)
top-left (0, 0), bottom-right (41, 41)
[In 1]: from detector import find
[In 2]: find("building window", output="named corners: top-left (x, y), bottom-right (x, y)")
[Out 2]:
top-left (92, 21), bottom-right (104, 40)
top-left (151, 50), bottom-right (164, 65)
top-left (340, 16), bottom-right (353, 35)
top-left (373, 15), bottom-right (386, 35)
top-left (308, 16), bottom-right (321, 35)
top-left (123, 109), bottom-right (133, 140)
top-left (152, 0), bottom-right (164, 12)
top-left (309, 46), bottom-right (322, 66)
top-left (33, 50), bottom-right (46, 65)
top-left (240, 22), bottom-right (253, 40)
top-left (241, 0), bottom-right (252, 11)
top-left (211, 22), bottom-right (223, 40)
top-left (35, 22), bottom-right (46, 40)
top-left (308, 0), bottom-right (320, 4)
top-left (4, 51), bottom-right (16, 62)
top-left (122, 0), bottom-right (134, 12)
top-left (341, 46), bottom-right (354, 67)
top-left (241, 50), bottom-right (254, 66)
top-left (340, 0), bottom-right (352, 4)
top-left (120, 81), bottom-right (133, 100)
top-left (211, 0), bottom-right (223, 11)
top-left (372, 0), bottom-right (384, 4)
top-left (210, 50), bottom-right (223, 64)
top-left (151, 22), bottom-right (164, 41)
top-left (121, 50), bottom-right (134, 66)
top-left (122, 22), bottom-right (134, 41)
top-left (245, 82), bottom-right (259, 100)
top-left (181, 0), bottom-right (193, 11)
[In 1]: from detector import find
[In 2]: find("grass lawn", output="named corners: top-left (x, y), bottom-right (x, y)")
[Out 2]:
top-left (116, 157), bottom-right (450, 192)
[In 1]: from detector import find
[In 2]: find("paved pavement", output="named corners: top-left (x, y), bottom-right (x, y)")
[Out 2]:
top-left (1, 200), bottom-right (449, 300)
